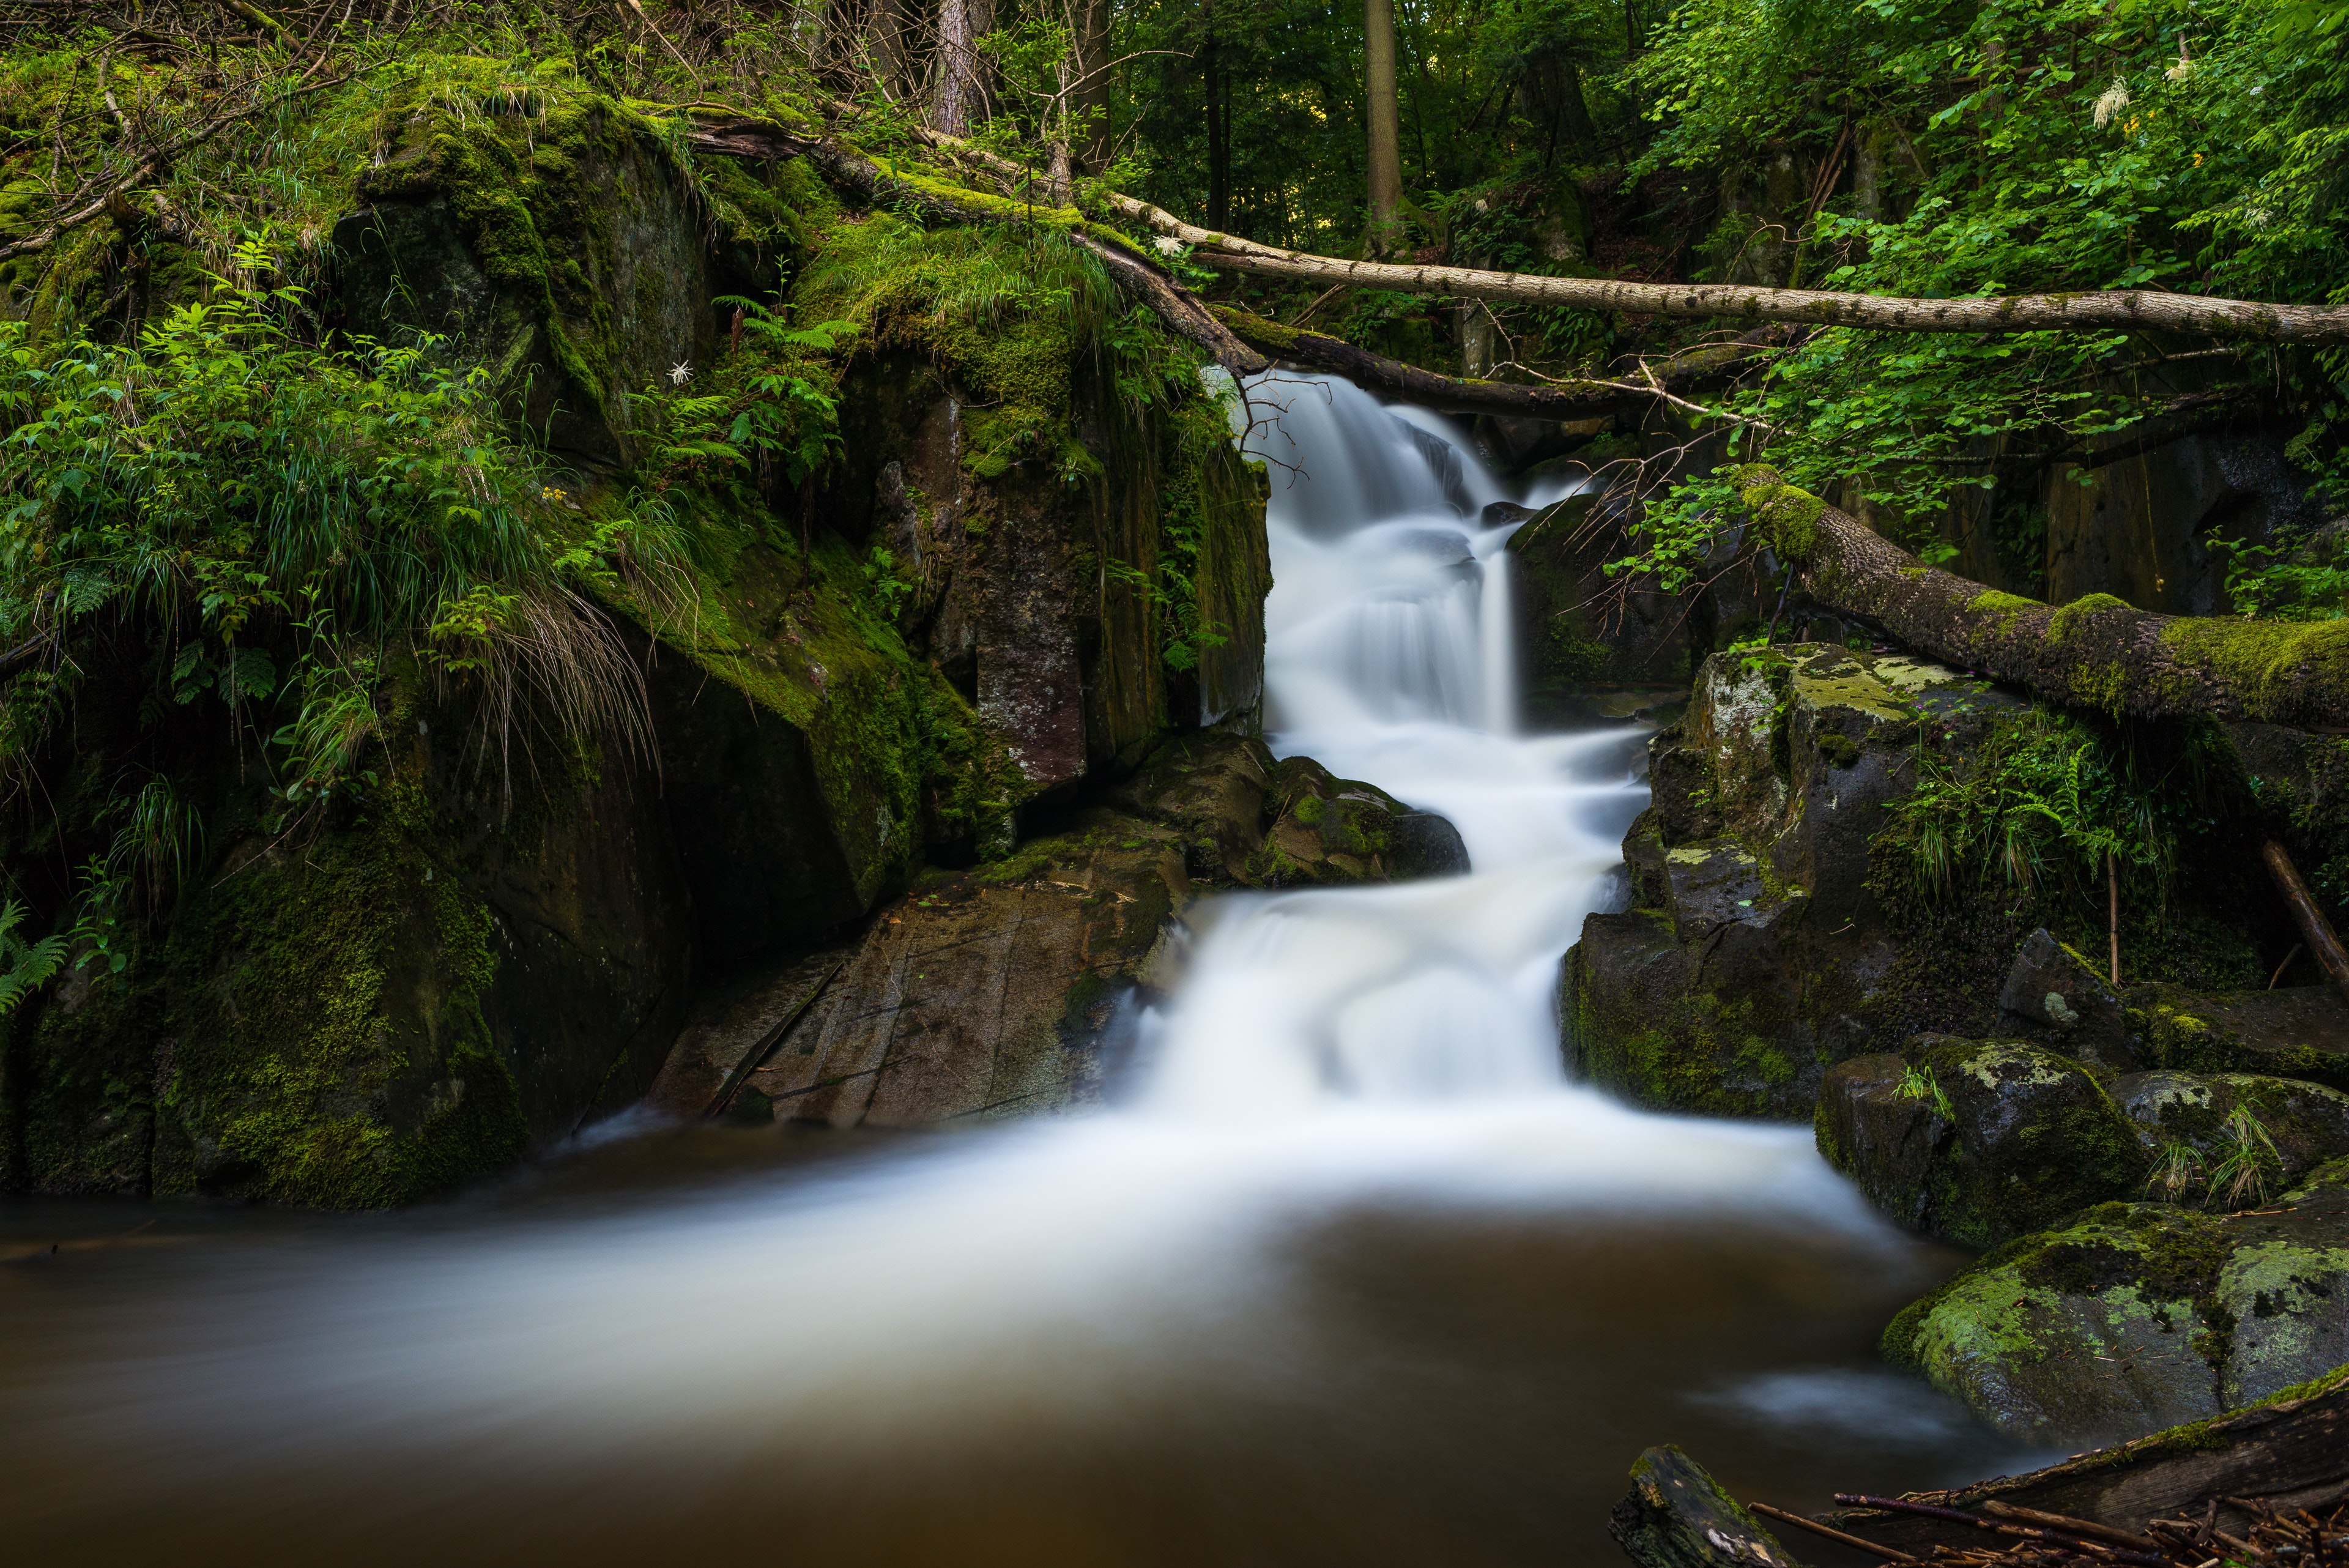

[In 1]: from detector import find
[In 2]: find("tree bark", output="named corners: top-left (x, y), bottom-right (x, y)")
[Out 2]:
top-left (1214, 305), bottom-right (1783, 420)
top-left (1730, 466), bottom-right (2349, 728)
top-left (1074, 0), bottom-right (1113, 173)
top-left (1364, 0), bottom-right (1404, 254)
top-left (932, 0), bottom-right (984, 135)
top-left (2261, 840), bottom-right (2349, 1006)
top-left (817, 109), bottom-right (2349, 346)
top-left (1184, 243), bottom-right (2349, 343)
top-left (1202, 0), bottom-right (1230, 231)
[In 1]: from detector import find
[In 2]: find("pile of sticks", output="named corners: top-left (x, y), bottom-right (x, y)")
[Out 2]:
top-left (1749, 1491), bottom-right (2349, 1566)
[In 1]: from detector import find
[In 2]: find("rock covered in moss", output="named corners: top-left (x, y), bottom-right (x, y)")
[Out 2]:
top-left (1883, 1161), bottom-right (2349, 1446)
top-left (1564, 644), bottom-right (2025, 1118)
top-left (1822, 1036), bottom-right (2141, 1239)
top-left (1998, 927), bottom-right (2138, 1072)
top-left (2126, 981), bottom-right (2349, 1093)
top-left (1106, 732), bottom-right (1466, 889)
top-left (1609, 1444), bottom-right (1810, 1568)
top-left (2112, 1069), bottom-right (2349, 1193)
top-left (1817, 1038), bottom-right (2141, 1247)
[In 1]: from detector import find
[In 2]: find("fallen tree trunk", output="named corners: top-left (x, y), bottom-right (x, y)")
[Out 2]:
top-left (1730, 466), bottom-right (2349, 729)
top-left (1212, 305), bottom-right (1782, 420)
top-left (828, 109), bottom-right (2349, 347)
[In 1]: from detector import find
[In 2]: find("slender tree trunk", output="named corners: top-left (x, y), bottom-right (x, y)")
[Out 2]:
top-left (933, 0), bottom-right (982, 135)
top-left (1364, 0), bottom-right (1404, 254)
top-left (869, 0), bottom-right (917, 102)
top-left (1203, 1), bottom-right (1230, 230)
top-left (1074, 0), bottom-right (1112, 173)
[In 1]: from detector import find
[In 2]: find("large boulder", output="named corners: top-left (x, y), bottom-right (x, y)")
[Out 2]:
top-left (2111, 1069), bottom-right (2349, 1198)
top-left (1816, 1038), bottom-right (2142, 1248)
top-left (1564, 644), bottom-right (2026, 1118)
top-left (1883, 1159), bottom-right (2349, 1447)
top-left (653, 732), bottom-right (1471, 1129)
top-left (2128, 982), bottom-right (2349, 1094)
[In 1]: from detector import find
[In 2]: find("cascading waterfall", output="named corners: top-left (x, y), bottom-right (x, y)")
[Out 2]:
top-left (0, 375), bottom-right (2032, 1567)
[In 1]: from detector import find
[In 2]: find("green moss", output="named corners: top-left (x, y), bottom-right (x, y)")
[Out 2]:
top-left (2160, 615), bottom-right (2349, 725)
top-left (2049, 592), bottom-right (2133, 643)
top-left (154, 770), bottom-right (527, 1208)
top-left (1729, 465), bottom-right (1827, 562)
top-left (1965, 589), bottom-right (2045, 635)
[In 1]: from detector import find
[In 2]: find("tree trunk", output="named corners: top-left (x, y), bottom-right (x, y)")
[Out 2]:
top-left (1074, 0), bottom-right (1113, 173)
top-left (1203, 1), bottom-right (1230, 230)
top-left (932, 0), bottom-right (985, 135)
top-left (1215, 304), bottom-right (1784, 420)
top-left (1364, 0), bottom-right (1404, 254)
top-left (1731, 466), bottom-right (2349, 728)
top-left (869, 0), bottom-right (918, 101)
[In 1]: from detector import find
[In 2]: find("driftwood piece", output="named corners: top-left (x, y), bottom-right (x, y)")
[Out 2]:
top-left (1729, 466), bottom-right (2349, 729)
top-left (1822, 1370), bottom-right (2349, 1556)
top-left (2262, 839), bottom-right (2349, 1006)
top-left (1609, 1445), bottom-right (1811, 1568)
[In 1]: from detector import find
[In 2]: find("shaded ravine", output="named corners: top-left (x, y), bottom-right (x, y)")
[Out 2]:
top-left (0, 375), bottom-right (2051, 1567)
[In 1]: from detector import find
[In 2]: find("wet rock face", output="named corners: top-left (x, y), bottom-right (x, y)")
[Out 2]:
top-left (656, 734), bottom-right (1472, 1130)
top-left (1884, 1163), bottom-right (2349, 1447)
top-left (1816, 1038), bottom-right (2142, 1249)
top-left (2112, 1069), bottom-right (2349, 1197)
top-left (1564, 644), bottom-right (2025, 1118)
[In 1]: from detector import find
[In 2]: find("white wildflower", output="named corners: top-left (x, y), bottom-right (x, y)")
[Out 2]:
top-left (2164, 42), bottom-right (2195, 83)
top-left (667, 361), bottom-right (693, 386)
top-left (2093, 76), bottom-right (2131, 129)
top-left (1152, 234), bottom-right (1184, 258)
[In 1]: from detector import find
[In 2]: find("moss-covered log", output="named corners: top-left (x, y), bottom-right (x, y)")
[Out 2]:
top-left (1729, 466), bottom-right (2349, 729)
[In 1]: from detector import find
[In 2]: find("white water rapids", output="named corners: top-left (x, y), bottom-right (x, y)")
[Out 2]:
top-left (0, 374), bottom-right (2036, 1566)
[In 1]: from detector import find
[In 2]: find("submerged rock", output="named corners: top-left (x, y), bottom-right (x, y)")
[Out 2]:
top-left (1564, 644), bottom-right (2025, 1118)
top-left (1883, 1157), bottom-right (2349, 1446)
top-left (1817, 1038), bottom-right (2141, 1247)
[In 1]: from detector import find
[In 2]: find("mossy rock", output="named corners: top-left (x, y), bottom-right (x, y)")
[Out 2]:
top-left (1817, 1038), bottom-right (2142, 1247)
top-left (2111, 1069), bottom-right (2349, 1194)
top-left (2127, 981), bottom-right (2349, 1094)
top-left (1883, 1161), bottom-right (2349, 1446)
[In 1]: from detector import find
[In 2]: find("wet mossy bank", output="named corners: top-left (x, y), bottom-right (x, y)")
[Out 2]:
top-left (0, 81), bottom-right (1286, 1206)
top-left (1557, 637), bottom-right (2349, 1458)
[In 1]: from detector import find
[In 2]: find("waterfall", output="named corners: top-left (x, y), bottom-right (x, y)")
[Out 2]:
top-left (0, 376), bottom-right (2006, 1567)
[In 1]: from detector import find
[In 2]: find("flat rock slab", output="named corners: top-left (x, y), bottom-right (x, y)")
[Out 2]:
top-left (639, 948), bottom-right (854, 1119)
top-left (743, 838), bottom-right (1189, 1128)
top-left (2135, 983), bottom-right (2349, 1091)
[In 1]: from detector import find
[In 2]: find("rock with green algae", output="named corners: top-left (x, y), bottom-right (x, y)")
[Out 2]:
top-left (1883, 1157), bottom-right (2349, 1447)
top-left (1564, 643), bottom-right (2026, 1119)
top-left (1997, 927), bottom-right (2139, 1073)
top-left (2110, 1069), bottom-right (2349, 1190)
top-left (1817, 1037), bottom-right (2142, 1248)
top-left (2124, 981), bottom-right (2349, 1094)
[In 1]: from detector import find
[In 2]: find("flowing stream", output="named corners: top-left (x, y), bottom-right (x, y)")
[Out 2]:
top-left (0, 374), bottom-right (2049, 1566)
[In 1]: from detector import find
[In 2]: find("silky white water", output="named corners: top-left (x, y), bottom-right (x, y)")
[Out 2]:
top-left (0, 374), bottom-right (2028, 1566)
